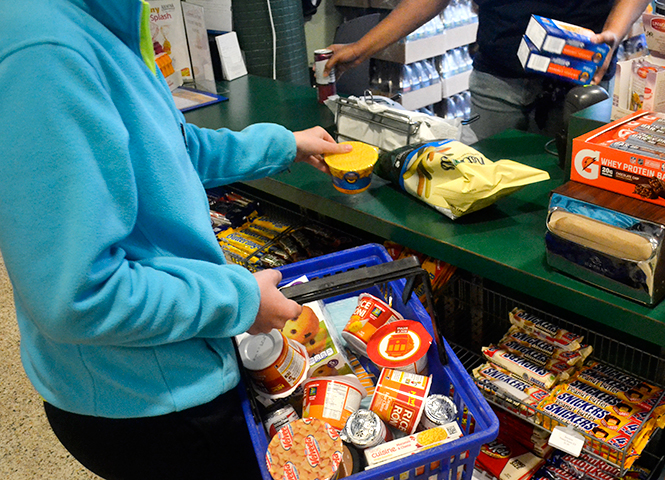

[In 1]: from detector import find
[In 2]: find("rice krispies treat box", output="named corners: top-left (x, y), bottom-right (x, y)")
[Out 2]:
top-left (570, 110), bottom-right (665, 205)
top-left (525, 15), bottom-right (610, 65)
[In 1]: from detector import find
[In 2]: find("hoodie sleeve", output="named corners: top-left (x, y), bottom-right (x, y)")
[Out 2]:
top-left (0, 44), bottom-right (265, 348)
top-left (183, 120), bottom-right (298, 188)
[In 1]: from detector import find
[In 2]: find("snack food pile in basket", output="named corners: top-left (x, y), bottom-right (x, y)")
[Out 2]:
top-left (237, 280), bottom-right (463, 479)
top-left (473, 308), bottom-right (665, 474)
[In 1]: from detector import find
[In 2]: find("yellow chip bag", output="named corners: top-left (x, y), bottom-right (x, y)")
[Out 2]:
top-left (375, 140), bottom-right (550, 219)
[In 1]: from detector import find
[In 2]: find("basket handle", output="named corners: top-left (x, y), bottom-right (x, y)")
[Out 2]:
top-left (280, 256), bottom-right (449, 366)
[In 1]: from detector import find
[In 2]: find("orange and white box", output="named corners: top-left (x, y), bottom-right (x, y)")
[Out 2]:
top-left (369, 368), bottom-right (432, 434)
top-left (364, 421), bottom-right (463, 468)
top-left (570, 110), bottom-right (665, 205)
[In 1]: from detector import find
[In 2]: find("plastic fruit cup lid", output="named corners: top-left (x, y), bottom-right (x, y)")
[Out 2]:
top-left (366, 319), bottom-right (432, 369)
top-left (324, 141), bottom-right (379, 171)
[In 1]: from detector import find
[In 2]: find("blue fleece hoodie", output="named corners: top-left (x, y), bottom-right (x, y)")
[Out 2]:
top-left (0, 0), bottom-right (297, 418)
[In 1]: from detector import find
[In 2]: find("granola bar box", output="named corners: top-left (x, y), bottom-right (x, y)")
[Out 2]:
top-left (571, 110), bottom-right (665, 205)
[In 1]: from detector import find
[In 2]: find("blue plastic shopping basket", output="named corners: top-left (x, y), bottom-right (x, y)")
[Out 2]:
top-left (238, 243), bottom-right (499, 480)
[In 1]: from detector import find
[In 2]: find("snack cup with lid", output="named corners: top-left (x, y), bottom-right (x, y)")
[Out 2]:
top-left (324, 141), bottom-right (379, 194)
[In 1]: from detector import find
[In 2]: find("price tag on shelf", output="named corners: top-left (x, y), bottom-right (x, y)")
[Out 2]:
top-left (548, 425), bottom-right (584, 457)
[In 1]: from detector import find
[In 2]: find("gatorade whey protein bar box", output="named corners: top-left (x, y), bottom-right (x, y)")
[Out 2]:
top-left (570, 110), bottom-right (665, 206)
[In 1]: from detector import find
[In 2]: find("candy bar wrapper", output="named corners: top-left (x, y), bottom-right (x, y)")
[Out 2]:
top-left (482, 345), bottom-right (565, 389)
top-left (548, 451), bottom-right (619, 480)
top-left (374, 140), bottom-right (550, 220)
top-left (572, 364), bottom-right (665, 425)
top-left (493, 407), bottom-right (552, 458)
top-left (536, 398), bottom-right (653, 468)
top-left (544, 385), bottom-right (653, 435)
top-left (501, 327), bottom-right (591, 366)
top-left (473, 362), bottom-right (549, 416)
top-left (509, 308), bottom-right (583, 352)
top-left (476, 434), bottom-right (546, 480)
top-left (497, 340), bottom-right (576, 377)
top-left (251, 215), bottom-right (290, 234)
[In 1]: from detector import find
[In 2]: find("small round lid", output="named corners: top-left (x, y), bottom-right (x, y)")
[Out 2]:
top-left (366, 320), bottom-right (432, 368)
top-left (343, 409), bottom-right (384, 448)
top-left (238, 329), bottom-right (284, 371)
top-left (424, 394), bottom-right (458, 425)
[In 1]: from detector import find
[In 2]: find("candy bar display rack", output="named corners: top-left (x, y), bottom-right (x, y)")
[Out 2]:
top-left (437, 272), bottom-right (665, 478)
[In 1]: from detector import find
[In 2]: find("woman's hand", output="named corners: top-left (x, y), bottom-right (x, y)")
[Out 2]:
top-left (293, 127), bottom-right (352, 174)
top-left (247, 269), bottom-right (302, 335)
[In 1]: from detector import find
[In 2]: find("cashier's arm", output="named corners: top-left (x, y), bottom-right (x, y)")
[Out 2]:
top-left (591, 0), bottom-right (652, 84)
top-left (324, 0), bottom-right (452, 77)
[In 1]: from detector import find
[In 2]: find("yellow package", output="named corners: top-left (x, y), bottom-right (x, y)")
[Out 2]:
top-left (375, 140), bottom-right (550, 219)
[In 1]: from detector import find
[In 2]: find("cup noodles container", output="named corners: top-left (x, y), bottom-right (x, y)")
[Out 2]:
top-left (302, 375), bottom-right (367, 431)
top-left (324, 141), bottom-right (380, 195)
top-left (571, 110), bottom-right (665, 206)
top-left (266, 417), bottom-right (343, 480)
top-left (369, 368), bottom-right (432, 434)
top-left (238, 329), bottom-right (309, 398)
top-left (342, 293), bottom-right (403, 357)
top-left (366, 319), bottom-right (433, 375)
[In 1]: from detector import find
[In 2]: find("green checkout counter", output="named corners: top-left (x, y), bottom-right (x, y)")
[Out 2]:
top-left (184, 75), bottom-right (665, 356)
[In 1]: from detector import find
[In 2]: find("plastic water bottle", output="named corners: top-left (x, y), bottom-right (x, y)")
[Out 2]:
top-left (414, 61), bottom-right (431, 87)
top-left (424, 60), bottom-right (440, 84)
top-left (400, 64), bottom-right (414, 93)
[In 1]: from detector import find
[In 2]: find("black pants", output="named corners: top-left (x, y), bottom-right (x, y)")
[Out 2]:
top-left (44, 388), bottom-right (263, 480)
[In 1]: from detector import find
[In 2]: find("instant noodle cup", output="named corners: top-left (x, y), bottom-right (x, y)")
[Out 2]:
top-left (238, 329), bottom-right (309, 398)
top-left (302, 375), bottom-right (367, 431)
top-left (369, 368), bottom-right (432, 434)
top-left (324, 141), bottom-right (379, 194)
top-left (366, 319), bottom-right (433, 375)
top-left (266, 417), bottom-right (343, 480)
top-left (342, 293), bottom-right (403, 357)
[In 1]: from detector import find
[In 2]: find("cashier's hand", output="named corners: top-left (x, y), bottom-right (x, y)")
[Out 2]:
top-left (590, 30), bottom-right (620, 85)
top-left (248, 269), bottom-right (302, 335)
top-left (293, 127), bottom-right (352, 174)
top-left (323, 43), bottom-right (365, 78)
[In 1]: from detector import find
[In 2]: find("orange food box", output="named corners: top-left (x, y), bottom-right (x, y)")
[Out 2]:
top-left (570, 110), bottom-right (665, 205)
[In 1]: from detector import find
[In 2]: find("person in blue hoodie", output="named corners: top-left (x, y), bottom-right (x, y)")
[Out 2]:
top-left (0, 1), bottom-right (351, 479)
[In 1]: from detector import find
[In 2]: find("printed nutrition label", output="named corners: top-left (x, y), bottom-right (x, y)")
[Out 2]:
top-left (322, 383), bottom-right (361, 421)
top-left (277, 346), bottom-right (306, 383)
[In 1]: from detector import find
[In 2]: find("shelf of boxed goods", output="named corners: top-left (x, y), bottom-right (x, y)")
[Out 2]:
top-left (437, 272), bottom-right (665, 478)
top-left (370, 22), bottom-right (478, 111)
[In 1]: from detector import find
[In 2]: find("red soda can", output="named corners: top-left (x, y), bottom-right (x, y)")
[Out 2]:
top-left (314, 49), bottom-right (336, 103)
